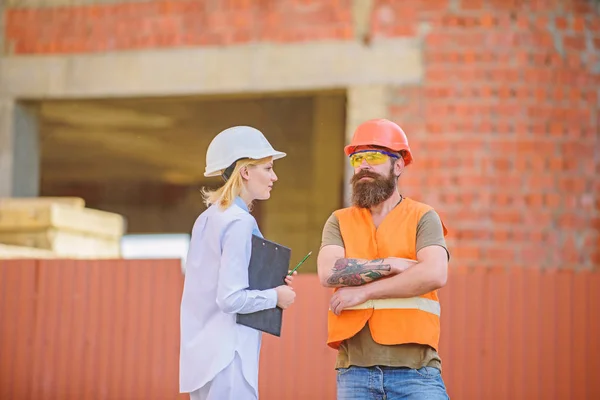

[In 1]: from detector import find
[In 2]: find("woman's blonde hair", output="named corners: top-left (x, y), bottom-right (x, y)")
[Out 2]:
top-left (201, 156), bottom-right (272, 209)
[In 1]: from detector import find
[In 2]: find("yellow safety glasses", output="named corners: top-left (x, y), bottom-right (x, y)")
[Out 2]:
top-left (349, 150), bottom-right (399, 167)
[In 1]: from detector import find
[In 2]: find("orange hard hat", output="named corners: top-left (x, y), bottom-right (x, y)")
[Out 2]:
top-left (344, 119), bottom-right (413, 166)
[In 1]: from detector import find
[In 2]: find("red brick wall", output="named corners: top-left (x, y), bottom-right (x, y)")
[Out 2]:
top-left (386, 0), bottom-right (600, 269)
top-left (3, 0), bottom-right (599, 269)
top-left (4, 0), bottom-right (353, 54)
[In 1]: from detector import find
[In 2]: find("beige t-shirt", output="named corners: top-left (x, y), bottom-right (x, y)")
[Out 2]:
top-left (321, 207), bottom-right (449, 371)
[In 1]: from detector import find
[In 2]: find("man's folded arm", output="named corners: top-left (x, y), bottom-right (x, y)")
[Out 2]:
top-left (317, 244), bottom-right (416, 288)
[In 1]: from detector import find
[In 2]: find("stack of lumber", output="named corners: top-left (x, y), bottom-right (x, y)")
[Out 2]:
top-left (0, 243), bottom-right (56, 259)
top-left (0, 197), bottom-right (126, 259)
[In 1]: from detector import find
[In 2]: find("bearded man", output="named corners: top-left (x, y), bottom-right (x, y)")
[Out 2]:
top-left (317, 119), bottom-right (451, 400)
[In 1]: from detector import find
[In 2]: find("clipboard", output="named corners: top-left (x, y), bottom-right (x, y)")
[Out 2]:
top-left (236, 235), bottom-right (291, 337)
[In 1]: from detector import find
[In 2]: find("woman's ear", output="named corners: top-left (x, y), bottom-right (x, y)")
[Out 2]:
top-left (239, 166), bottom-right (250, 180)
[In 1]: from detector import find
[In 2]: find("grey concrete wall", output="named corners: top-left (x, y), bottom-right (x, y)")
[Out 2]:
top-left (0, 100), bottom-right (40, 197)
top-left (0, 99), bottom-right (16, 197)
top-left (12, 103), bottom-right (40, 197)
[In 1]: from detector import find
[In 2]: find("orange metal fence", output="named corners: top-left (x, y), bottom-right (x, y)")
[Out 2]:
top-left (0, 259), bottom-right (186, 400)
top-left (1, 260), bottom-right (599, 400)
top-left (438, 268), bottom-right (600, 400)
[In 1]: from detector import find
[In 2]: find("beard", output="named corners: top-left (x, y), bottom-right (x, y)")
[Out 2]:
top-left (350, 166), bottom-right (397, 208)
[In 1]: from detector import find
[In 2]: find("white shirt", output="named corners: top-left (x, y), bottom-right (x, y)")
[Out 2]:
top-left (179, 197), bottom-right (278, 395)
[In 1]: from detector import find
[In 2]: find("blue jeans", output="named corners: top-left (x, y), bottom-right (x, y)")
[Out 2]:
top-left (337, 366), bottom-right (449, 400)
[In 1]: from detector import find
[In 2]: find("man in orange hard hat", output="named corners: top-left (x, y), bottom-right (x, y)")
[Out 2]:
top-left (317, 119), bottom-right (450, 399)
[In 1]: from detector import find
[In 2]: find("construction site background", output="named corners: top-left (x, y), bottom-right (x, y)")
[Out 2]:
top-left (0, 0), bottom-right (598, 399)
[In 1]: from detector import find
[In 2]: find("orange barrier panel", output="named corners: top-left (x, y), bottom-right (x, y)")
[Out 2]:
top-left (438, 268), bottom-right (600, 400)
top-left (0, 259), bottom-right (187, 400)
top-left (1, 261), bottom-right (599, 400)
top-left (259, 276), bottom-right (337, 399)
top-left (0, 260), bottom-right (37, 400)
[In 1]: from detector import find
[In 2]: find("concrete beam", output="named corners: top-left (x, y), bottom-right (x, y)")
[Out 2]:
top-left (0, 39), bottom-right (422, 99)
top-left (308, 94), bottom-right (346, 271)
top-left (0, 0), bottom-right (5, 55)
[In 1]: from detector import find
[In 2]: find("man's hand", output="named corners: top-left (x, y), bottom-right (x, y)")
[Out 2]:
top-left (329, 286), bottom-right (369, 315)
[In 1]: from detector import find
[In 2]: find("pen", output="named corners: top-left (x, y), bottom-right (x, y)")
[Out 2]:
top-left (287, 251), bottom-right (312, 276)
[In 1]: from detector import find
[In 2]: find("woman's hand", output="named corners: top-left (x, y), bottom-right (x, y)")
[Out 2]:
top-left (285, 270), bottom-right (297, 286)
top-left (275, 285), bottom-right (296, 309)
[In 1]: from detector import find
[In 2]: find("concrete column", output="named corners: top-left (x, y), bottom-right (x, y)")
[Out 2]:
top-left (0, 98), bottom-right (40, 197)
top-left (344, 85), bottom-right (389, 206)
top-left (307, 94), bottom-right (346, 272)
top-left (0, 0), bottom-right (5, 55)
top-left (0, 99), bottom-right (16, 197)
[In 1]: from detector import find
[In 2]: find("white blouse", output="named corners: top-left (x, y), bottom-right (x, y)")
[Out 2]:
top-left (179, 196), bottom-right (277, 395)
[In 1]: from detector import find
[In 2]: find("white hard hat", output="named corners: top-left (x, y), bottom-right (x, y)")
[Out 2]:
top-left (204, 126), bottom-right (286, 177)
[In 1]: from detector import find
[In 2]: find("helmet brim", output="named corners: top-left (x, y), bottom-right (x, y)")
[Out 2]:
top-left (204, 150), bottom-right (286, 177)
top-left (344, 143), bottom-right (413, 165)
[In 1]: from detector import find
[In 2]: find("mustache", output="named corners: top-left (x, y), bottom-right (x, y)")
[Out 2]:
top-left (351, 170), bottom-right (383, 184)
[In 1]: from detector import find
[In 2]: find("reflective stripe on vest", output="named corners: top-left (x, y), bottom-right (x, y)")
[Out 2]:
top-left (342, 297), bottom-right (441, 316)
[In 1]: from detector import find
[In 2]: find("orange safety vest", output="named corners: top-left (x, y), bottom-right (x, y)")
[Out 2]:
top-left (327, 198), bottom-right (446, 351)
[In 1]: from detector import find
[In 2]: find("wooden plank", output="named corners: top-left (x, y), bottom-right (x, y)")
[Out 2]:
top-left (0, 230), bottom-right (120, 258)
top-left (0, 243), bottom-right (56, 258)
top-left (0, 197), bottom-right (85, 208)
top-left (0, 203), bottom-right (125, 239)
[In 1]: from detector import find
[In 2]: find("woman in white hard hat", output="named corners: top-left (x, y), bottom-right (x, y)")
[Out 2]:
top-left (179, 126), bottom-right (297, 400)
